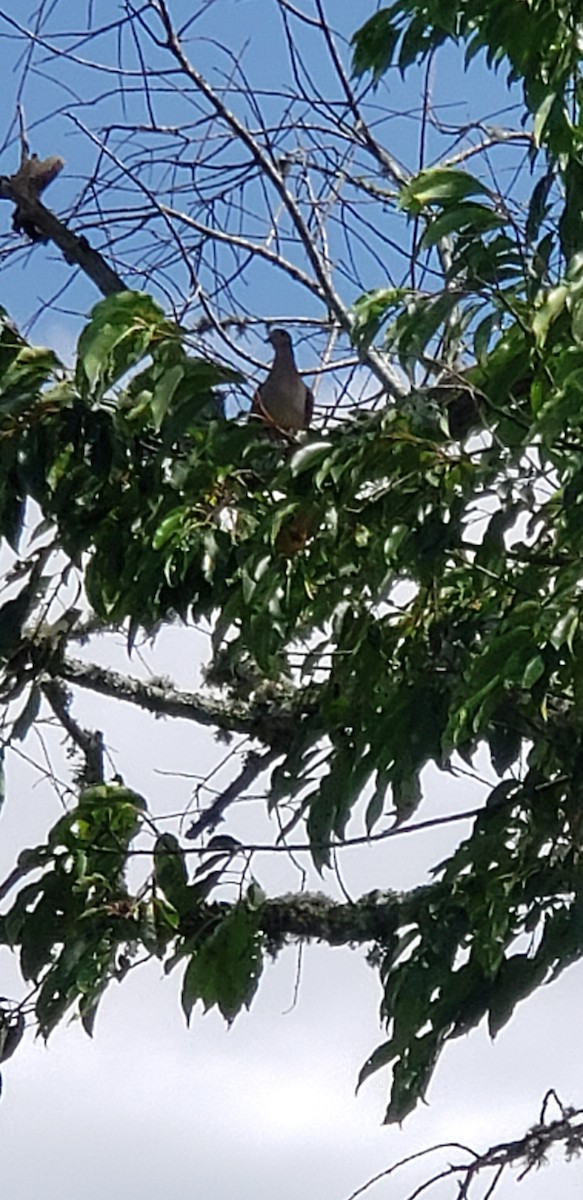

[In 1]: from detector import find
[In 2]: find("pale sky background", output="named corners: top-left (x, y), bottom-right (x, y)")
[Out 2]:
top-left (0, 3), bottom-right (582, 1199)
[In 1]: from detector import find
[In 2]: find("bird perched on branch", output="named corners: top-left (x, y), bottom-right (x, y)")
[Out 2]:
top-left (251, 328), bottom-right (314, 433)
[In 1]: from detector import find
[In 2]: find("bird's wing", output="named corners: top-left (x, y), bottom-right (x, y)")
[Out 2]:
top-left (251, 384), bottom-right (279, 428)
top-left (304, 386), bottom-right (314, 429)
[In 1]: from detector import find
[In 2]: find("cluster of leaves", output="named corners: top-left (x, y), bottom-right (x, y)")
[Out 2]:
top-left (333, 0), bottom-right (583, 1118)
top-left (3, 244), bottom-right (583, 1113)
top-left (0, 782), bottom-right (145, 1037)
top-left (0, 786), bottom-right (264, 1039)
top-left (362, 775), bottom-right (583, 1122)
top-left (5, 0), bottom-right (583, 1126)
top-left (154, 832), bottom-right (264, 1024)
top-left (352, 0), bottom-right (583, 259)
top-left (352, 0), bottom-right (581, 156)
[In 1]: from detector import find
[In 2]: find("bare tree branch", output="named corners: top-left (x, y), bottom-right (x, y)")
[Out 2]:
top-left (0, 158), bottom-right (126, 296)
top-left (341, 1095), bottom-right (583, 1200)
top-left (185, 747), bottom-right (281, 839)
top-left (149, 0), bottom-right (407, 399)
top-left (41, 677), bottom-right (104, 785)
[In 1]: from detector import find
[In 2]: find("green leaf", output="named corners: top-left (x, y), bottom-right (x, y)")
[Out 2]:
top-left (19, 889), bottom-right (62, 981)
top-left (152, 507), bottom-right (187, 550)
top-left (559, 161), bottom-right (583, 262)
top-left (550, 607), bottom-right (579, 652)
top-left (399, 169), bottom-right (491, 214)
top-left (533, 92), bottom-right (557, 148)
top-left (351, 11), bottom-right (399, 82)
top-left (352, 288), bottom-right (404, 346)
top-left (484, 780), bottom-right (521, 812)
top-left (532, 284), bottom-right (569, 345)
top-left (420, 203), bottom-right (503, 247)
top-left (365, 770), bottom-right (389, 834)
top-left (12, 686), bottom-right (41, 742)
top-left (154, 834), bottom-right (189, 910)
top-left (488, 955), bottom-right (546, 1038)
top-left (473, 314), bottom-right (497, 364)
top-left (35, 973), bottom-right (73, 1040)
top-left (181, 904), bottom-right (263, 1025)
top-left (526, 173), bottom-right (554, 244)
top-left (384, 1030), bottom-right (441, 1124)
top-left (0, 585), bottom-right (35, 660)
top-left (357, 1038), bottom-right (397, 1091)
top-left (151, 364), bottom-right (184, 432)
top-left (392, 771), bottom-right (422, 825)
top-left (522, 654), bottom-right (545, 689)
top-left (289, 442), bottom-right (333, 478)
top-left (0, 483), bottom-right (26, 552)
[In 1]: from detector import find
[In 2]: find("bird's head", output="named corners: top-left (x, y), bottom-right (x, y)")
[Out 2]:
top-left (267, 328), bottom-right (293, 350)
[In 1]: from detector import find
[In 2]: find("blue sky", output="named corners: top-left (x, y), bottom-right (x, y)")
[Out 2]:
top-left (0, 0), bottom-right (530, 345)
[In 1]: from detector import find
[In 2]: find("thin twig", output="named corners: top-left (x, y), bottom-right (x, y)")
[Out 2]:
top-left (185, 747), bottom-right (280, 838)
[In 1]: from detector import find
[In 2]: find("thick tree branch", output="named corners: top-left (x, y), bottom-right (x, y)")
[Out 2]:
top-left (260, 888), bottom-right (406, 946)
top-left (0, 163), bottom-right (126, 297)
top-left (53, 654), bottom-right (302, 748)
top-left (175, 888), bottom-right (419, 950)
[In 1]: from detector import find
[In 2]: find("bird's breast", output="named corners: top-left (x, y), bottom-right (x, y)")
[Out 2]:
top-left (258, 373), bottom-right (309, 431)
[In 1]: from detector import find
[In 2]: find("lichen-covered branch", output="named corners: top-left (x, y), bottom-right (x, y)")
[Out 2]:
top-left (260, 889), bottom-right (424, 948)
top-left (53, 654), bottom-right (303, 748)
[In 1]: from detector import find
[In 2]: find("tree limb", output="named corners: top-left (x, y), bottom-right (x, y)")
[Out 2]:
top-left (186, 747), bottom-right (281, 839)
top-left (53, 654), bottom-right (302, 748)
top-left (0, 165), bottom-right (126, 297)
top-left (41, 677), bottom-right (104, 785)
top-left (343, 1093), bottom-right (583, 1200)
top-left (260, 887), bottom-right (405, 946)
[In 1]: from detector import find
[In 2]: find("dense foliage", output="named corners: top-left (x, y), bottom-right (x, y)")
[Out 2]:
top-left (2, 0), bottom-right (583, 1130)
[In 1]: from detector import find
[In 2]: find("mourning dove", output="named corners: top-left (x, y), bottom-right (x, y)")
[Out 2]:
top-left (252, 328), bottom-right (314, 432)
